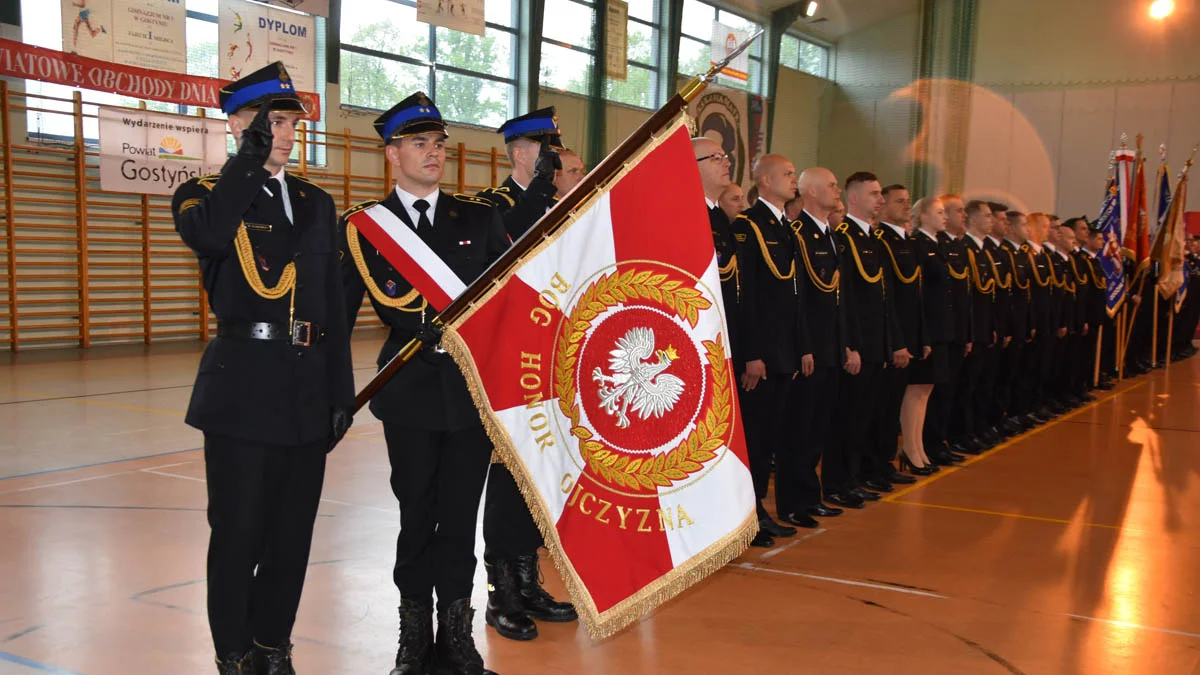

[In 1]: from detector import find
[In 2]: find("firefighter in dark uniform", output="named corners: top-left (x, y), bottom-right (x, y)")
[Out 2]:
top-left (828, 171), bottom-right (908, 507)
top-left (692, 136), bottom-right (742, 372)
top-left (998, 211), bottom-right (1035, 432)
top-left (951, 201), bottom-right (997, 453)
top-left (478, 107), bottom-right (563, 241)
top-left (1077, 221), bottom-right (1113, 388)
top-left (1064, 217), bottom-right (1097, 400)
top-left (172, 62), bottom-right (356, 675)
top-left (1045, 227), bottom-right (1076, 409)
top-left (873, 184), bottom-right (923, 488)
top-left (731, 153), bottom-right (805, 545)
top-left (1021, 213), bottom-right (1060, 421)
top-left (924, 195), bottom-right (973, 464)
top-left (980, 202), bottom-right (1014, 444)
top-left (476, 108), bottom-right (577, 641)
top-left (780, 167), bottom-right (854, 526)
top-left (340, 93), bottom-right (506, 675)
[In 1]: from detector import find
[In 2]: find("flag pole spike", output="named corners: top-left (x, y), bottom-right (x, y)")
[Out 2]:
top-left (1120, 132), bottom-right (1129, 148)
top-left (680, 29), bottom-right (764, 102)
top-left (1159, 143), bottom-right (1167, 162)
top-left (1136, 133), bottom-right (1144, 151)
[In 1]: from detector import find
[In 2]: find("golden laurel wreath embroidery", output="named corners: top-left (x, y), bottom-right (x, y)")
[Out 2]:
top-left (554, 269), bottom-right (732, 492)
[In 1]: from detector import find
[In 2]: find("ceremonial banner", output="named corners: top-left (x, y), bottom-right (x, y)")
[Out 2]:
top-left (1097, 148), bottom-right (1135, 317)
top-left (604, 0), bottom-right (628, 81)
top-left (688, 87), bottom-right (757, 191)
top-left (256, 0), bottom-right (330, 16)
top-left (219, 0), bottom-right (316, 92)
top-left (1154, 165), bottom-right (1190, 302)
top-left (0, 38), bottom-right (321, 120)
top-left (62, 0), bottom-right (114, 62)
top-left (438, 116), bottom-right (755, 637)
top-left (98, 106), bottom-right (227, 194)
top-left (1125, 148), bottom-right (1149, 263)
top-left (710, 22), bottom-right (748, 84)
top-left (416, 0), bottom-right (486, 37)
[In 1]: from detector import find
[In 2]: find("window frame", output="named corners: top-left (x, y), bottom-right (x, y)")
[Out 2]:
top-left (779, 31), bottom-right (830, 79)
top-left (338, 0), bottom-right (520, 128)
top-left (677, 0), bottom-right (765, 95)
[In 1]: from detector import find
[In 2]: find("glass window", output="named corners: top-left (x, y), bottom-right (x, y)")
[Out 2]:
top-left (540, 42), bottom-right (593, 95)
top-left (340, 0), bottom-right (518, 128)
top-left (543, 0), bottom-right (596, 48)
top-left (677, 0), bottom-right (765, 95)
top-left (779, 33), bottom-right (830, 79)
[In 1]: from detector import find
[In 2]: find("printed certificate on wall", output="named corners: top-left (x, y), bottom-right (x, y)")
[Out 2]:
top-left (111, 0), bottom-right (188, 73)
top-left (219, 0), bottom-right (316, 94)
top-left (61, 0), bottom-right (114, 62)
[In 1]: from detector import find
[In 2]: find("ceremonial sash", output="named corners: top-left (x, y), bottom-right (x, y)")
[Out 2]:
top-left (348, 203), bottom-right (466, 311)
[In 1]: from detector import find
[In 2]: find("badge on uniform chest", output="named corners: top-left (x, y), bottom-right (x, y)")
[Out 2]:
top-left (256, 252), bottom-right (270, 272)
top-left (459, 239), bottom-right (472, 246)
top-left (385, 280), bottom-right (398, 297)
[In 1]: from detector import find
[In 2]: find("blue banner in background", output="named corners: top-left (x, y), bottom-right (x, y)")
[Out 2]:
top-left (1097, 175), bottom-right (1128, 316)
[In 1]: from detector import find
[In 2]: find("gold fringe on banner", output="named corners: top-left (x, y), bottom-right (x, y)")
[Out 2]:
top-left (439, 113), bottom-right (758, 639)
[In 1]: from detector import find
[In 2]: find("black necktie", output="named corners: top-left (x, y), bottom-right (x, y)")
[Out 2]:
top-left (266, 177), bottom-right (284, 216)
top-left (413, 199), bottom-right (432, 231)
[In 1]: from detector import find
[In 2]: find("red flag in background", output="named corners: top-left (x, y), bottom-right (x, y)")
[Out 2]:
top-left (1125, 145), bottom-right (1150, 262)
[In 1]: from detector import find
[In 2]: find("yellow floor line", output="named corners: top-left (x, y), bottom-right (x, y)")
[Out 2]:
top-left (884, 378), bottom-right (1151, 502)
top-left (889, 499), bottom-right (1125, 531)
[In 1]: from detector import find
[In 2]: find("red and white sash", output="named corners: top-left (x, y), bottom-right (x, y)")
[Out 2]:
top-left (348, 203), bottom-right (466, 311)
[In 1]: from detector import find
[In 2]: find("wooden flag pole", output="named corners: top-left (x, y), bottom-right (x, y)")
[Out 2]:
top-left (1166, 310), bottom-right (1174, 367)
top-left (350, 31), bottom-right (765, 412)
top-left (1151, 289), bottom-right (1159, 366)
top-left (1117, 308), bottom-right (1126, 380)
top-left (1093, 325), bottom-right (1103, 387)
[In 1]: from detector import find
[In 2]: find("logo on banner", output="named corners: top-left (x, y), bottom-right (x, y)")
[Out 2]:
top-left (692, 91), bottom-right (745, 187)
top-left (555, 265), bottom-right (733, 494)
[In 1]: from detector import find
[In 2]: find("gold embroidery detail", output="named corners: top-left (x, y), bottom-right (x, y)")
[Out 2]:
top-left (738, 216), bottom-right (795, 280)
top-left (966, 248), bottom-right (995, 294)
top-left (345, 221), bottom-right (426, 312)
top-left (841, 231), bottom-right (883, 284)
top-left (794, 230), bottom-right (839, 293)
top-left (234, 224), bottom-right (295, 300)
top-left (178, 197), bottom-right (203, 214)
top-left (878, 237), bottom-right (920, 285)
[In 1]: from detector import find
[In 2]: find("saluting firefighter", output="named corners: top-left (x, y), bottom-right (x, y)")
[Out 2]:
top-left (339, 93), bottom-right (507, 675)
top-left (172, 62), bottom-right (356, 675)
top-left (476, 109), bottom-right (578, 642)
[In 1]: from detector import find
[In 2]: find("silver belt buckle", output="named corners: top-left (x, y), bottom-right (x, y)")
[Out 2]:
top-left (291, 320), bottom-right (313, 346)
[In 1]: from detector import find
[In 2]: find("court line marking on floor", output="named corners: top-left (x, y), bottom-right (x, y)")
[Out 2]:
top-left (887, 500), bottom-right (1127, 531)
top-left (884, 378), bottom-right (1151, 502)
top-left (141, 468), bottom-right (204, 483)
top-left (758, 528), bottom-right (827, 559)
top-left (1064, 613), bottom-right (1200, 639)
top-left (0, 447), bottom-right (202, 483)
top-left (733, 562), bottom-right (948, 599)
top-left (0, 650), bottom-right (84, 675)
top-left (139, 466), bottom-right (396, 514)
top-left (11, 470), bottom-right (141, 494)
top-left (0, 383), bottom-right (195, 406)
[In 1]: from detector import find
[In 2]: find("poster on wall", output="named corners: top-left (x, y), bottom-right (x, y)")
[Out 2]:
top-left (219, 0), bottom-right (316, 93)
top-left (111, 0), bottom-right (188, 73)
top-left (709, 22), bottom-right (748, 84)
top-left (688, 86), bottom-right (764, 192)
top-left (416, 0), bottom-right (486, 37)
top-left (605, 0), bottom-right (627, 81)
top-left (98, 106), bottom-right (228, 195)
top-left (61, 0), bottom-right (114, 62)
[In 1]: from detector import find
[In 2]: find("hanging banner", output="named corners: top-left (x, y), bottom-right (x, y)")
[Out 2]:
top-left (605, 0), bottom-right (628, 81)
top-left (688, 86), bottom-right (759, 192)
top-left (99, 106), bottom-right (228, 194)
top-left (254, 0), bottom-right (330, 16)
top-left (62, 0), bottom-right (114, 62)
top-left (0, 38), bottom-right (321, 120)
top-left (710, 22), bottom-right (748, 84)
top-left (416, 0), bottom-right (486, 37)
top-left (62, 0), bottom-right (187, 73)
top-left (219, 0), bottom-right (316, 92)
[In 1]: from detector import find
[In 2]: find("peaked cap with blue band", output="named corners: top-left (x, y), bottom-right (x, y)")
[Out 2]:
top-left (219, 61), bottom-right (306, 115)
top-left (374, 92), bottom-right (448, 142)
top-left (497, 106), bottom-right (562, 147)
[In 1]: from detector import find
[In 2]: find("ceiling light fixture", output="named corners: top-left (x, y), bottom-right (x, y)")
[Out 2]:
top-left (805, 1), bottom-right (819, 18)
top-left (1150, 0), bottom-right (1174, 20)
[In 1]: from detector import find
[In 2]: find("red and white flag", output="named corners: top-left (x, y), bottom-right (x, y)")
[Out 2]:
top-left (347, 203), bottom-right (466, 311)
top-left (441, 116), bottom-right (755, 638)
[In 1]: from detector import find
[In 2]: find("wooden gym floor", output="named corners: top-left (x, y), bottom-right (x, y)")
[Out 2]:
top-left (1, 335), bottom-right (1199, 675)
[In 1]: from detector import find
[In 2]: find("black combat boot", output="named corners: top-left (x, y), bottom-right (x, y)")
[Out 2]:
top-left (216, 651), bottom-right (257, 675)
top-left (391, 597), bottom-right (434, 675)
top-left (514, 554), bottom-right (577, 622)
top-left (253, 641), bottom-right (294, 675)
top-left (483, 558), bottom-right (537, 640)
top-left (434, 599), bottom-right (496, 675)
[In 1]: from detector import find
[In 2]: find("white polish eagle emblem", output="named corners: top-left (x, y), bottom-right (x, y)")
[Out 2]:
top-left (591, 326), bottom-right (686, 429)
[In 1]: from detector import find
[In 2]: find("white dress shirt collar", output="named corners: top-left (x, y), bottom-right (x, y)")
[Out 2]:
top-left (760, 198), bottom-right (786, 224)
top-left (803, 209), bottom-right (830, 233)
top-left (394, 185), bottom-right (441, 227)
top-left (883, 221), bottom-right (906, 238)
top-left (264, 167), bottom-right (292, 223)
top-left (919, 227), bottom-right (939, 242)
top-left (846, 213), bottom-right (873, 235)
top-left (965, 231), bottom-right (985, 248)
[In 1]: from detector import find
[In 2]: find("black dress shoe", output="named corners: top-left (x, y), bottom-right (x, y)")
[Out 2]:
top-left (751, 531), bottom-right (775, 547)
top-left (782, 512), bottom-right (820, 528)
top-left (979, 428), bottom-right (1001, 446)
top-left (852, 487), bottom-right (882, 501)
top-left (807, 504), bottom-right (843, 517)
top-left (1095, 380), bottom-right (1114, 390)
top-left (930, 450), bottom-right (958, 466)
top-left (759, 516), bottom-right (798, 538)
top-left (825, 492), bottom-right (866, 509)
top-left (951, 441), bottom-right (982, 456)
top-left (1035, 405), bottom-right (1057, 420)
top-left (862, 479), bottom-right (894, 493)
top-left (897, 454), bottom-right (937, 475)
top-left (1080, 393), bottom-right (1097, 402)
top-left (886, 467), bottom-right (917, 484)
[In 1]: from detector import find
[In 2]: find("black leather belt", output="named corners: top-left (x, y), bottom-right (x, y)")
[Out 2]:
top-left (217, 320), bottom-right (325, 346)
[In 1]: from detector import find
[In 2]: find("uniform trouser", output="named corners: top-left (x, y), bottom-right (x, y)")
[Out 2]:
top-left (1099, 317), bottom-right (1117, 375)
top-left (204, 433), bottom-right (327, 656)
top-left (1074, 330), bottom-right (1095, 395)
top-left (997, 339), bottom-right (1024, 417)
top-left (384, 423), bottom-right (492, 611)
top-left (777, 364), bottom-right (839, 515)
top-left (974, 341), bottom-right (1003, 433)
top-left (483, 463), bottom-right (544, 562)
top-left (873, 364), bottom-right (909, 478)
top-left (827, 362), bottom-right (884, 495)
top-left (925, 342), bottom-right (966, 450)
top-left (950, 345), bottom-right (989, 442)
top-left (1014, 338), bottom-right (1040, 414)
top-left (738, 375), bottom-right (791, 519)
top-left (1040, 333), bottom-right (1063, 400)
